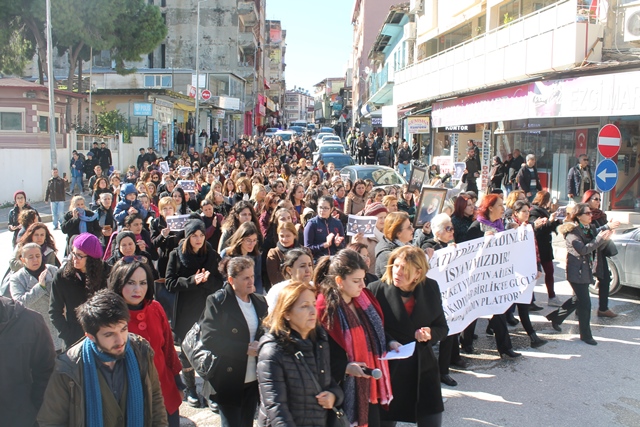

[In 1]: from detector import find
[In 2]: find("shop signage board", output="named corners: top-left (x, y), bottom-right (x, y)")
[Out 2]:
top-left (595, 159), bottom-right (618, 192)
top-left (133, 103), bottom-right (153, 116)
top-left (436, 124), bottom-right (475, 133)
top-left (480, 130), bottom-right (491, 190)
top-left (408, 116), bottom-right (431, 134)
top-left (597, 124), bottom-right (621, 158)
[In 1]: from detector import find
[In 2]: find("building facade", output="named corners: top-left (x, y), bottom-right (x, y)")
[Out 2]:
top-left (264, 20), bottom-right (287, 127)
top-left (284, 90), bottom-right (313, 125)
top-left (313, 78), bottom-right (346, 126)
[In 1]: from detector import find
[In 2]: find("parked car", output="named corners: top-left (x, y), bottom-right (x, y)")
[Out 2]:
top-left (319, 126), bottom-right (334, 134)
top-left (274, 130), bottom-right (296, 142)
top-left (315, 132), bottom-right (334, 145)
top-left (589, 227), bottom-right (640, 295)
top-left (313, 144), bottom-right (347, 163)
top-left (264, 128), bottom-right (280, 138)
top-left (316, 153), bottom-right (355, 171)
top-left (289, 126), bottom-right (305, 136)
top-left (307, 123), bottom-right (317, 134)
top-left (340, 165), bottom-right (407, 188)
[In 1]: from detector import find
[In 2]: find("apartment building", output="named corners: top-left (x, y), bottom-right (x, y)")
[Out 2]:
top-left (265, 20), bottom-right (287, 127)
top-left (284, 90), bottom-right (314, 125)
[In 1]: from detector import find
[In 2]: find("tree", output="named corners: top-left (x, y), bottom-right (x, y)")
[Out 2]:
top-left (0, 17), bottom-right (34, 76)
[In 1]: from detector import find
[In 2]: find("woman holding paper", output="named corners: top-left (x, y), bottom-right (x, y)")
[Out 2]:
top-left (368, 246), bottom-right (448, 427)
top-left (424, 213), bottom-right (468, 387)
top-left (460, 194), bottom-right (521, 358)
top-left (316, 249), bottom-right (396, 427)
top-left (150, 196), bottom-right (184, 279)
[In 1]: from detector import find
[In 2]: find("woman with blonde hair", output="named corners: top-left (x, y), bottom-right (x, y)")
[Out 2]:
top-left (250, 183), bottom-right (267, 213)
top-left (368, 246), bottom-right (448, 426)
top-left (266, 221), bottom-right (301, 286)
top-left (61, 195), bottom-right (100, 254)
top-left (235, 176), bottom-right (252, 204)
top-left (257, 282), bottom-right (344, 426)
top-left (374, 211), bottom-right (413, 277)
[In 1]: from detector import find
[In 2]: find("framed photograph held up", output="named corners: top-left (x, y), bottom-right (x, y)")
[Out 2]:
top-left (407, 166), bottom-right (427, 193)
top-left (414, 187), bottom-right (448, 228)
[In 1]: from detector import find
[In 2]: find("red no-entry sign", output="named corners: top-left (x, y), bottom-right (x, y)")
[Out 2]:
top-left (201, 89), bottom-right (211, 101)
top-left (597, 124), bottom-right (621, 158)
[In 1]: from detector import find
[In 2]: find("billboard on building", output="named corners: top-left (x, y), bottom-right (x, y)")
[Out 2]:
top-left (407, 116), bottom-right (430, 134)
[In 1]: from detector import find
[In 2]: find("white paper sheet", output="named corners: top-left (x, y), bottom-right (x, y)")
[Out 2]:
top-left (379, 341), bottom-right (416, 360)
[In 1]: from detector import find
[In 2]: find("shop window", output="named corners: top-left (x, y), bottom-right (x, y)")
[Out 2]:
top-left (0, 111), bottom-right (23, 131)
top-left (144, 75), bottom-right (172, 88)
top-left (554, 117), bottom-right (575, 126)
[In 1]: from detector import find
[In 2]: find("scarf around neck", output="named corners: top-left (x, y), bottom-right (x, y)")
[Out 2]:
top-left (77, 208), bottom-right (100, 234)
top-left (82, 338), bottom-right (144, 427)
top-left (477, 216), bottom-right (505, 233)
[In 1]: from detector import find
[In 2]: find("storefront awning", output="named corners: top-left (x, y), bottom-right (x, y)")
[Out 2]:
top-left (174, 103), bottom-right (195, 112)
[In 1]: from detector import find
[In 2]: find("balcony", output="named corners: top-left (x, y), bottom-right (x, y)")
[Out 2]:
top-left (394, 0), bottom-right (604, 107)
top-left (237, 62), bottom-right (257, 81)
top-left (238, 31), bottom-right (258, 52)
top-left (367, 64), bottom-right (395, 106)
top-left (238, 1), bottom-right (258, 27)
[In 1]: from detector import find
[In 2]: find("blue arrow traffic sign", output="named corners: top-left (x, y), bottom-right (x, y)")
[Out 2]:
top-left (595, 159), bottom-right (618, 192)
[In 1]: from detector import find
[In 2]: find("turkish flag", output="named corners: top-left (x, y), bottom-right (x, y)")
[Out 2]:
top-left (575, 129), bottom-right (588, 157)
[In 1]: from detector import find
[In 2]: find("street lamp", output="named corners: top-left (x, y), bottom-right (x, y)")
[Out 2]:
top-left (194, 0), bottom-right (210, 149)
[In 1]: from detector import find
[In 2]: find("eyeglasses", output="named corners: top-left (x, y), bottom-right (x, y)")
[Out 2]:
top-left (444, 226), bottom-right (454, 232)
top-left (317, 205), bottom-right (332, 211)
top-left (244, 238), bottom-right (258, 245)
top-left (580, 211), bottom-right (593, 216)
top-left (70, 252), bottom-right (87, 260)
top-left (122, 255), bottom-right (147, 264)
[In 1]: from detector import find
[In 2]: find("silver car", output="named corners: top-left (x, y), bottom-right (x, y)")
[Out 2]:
top-left (590, 227), bottom-right (640, 295)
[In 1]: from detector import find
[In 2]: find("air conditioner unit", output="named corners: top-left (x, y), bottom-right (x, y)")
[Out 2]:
top-left (624, 5), bottom-right (640, 42)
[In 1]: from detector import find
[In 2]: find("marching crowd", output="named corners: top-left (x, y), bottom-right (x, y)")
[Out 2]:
top-left (0, 129), bottom-right (622, 427)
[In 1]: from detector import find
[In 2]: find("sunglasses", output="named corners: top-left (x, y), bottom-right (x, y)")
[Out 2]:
top-left (591, 198), bottom-right (600, 202)
top-left (580, 211), bottom-right (593, 216)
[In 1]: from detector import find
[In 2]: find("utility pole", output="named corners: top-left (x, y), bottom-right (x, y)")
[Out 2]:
top-left (46, 0), bottom-right (57, 168)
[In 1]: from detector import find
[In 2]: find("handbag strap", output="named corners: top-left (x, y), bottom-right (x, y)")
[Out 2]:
top-left (294, 351), bottom-right (345, 419)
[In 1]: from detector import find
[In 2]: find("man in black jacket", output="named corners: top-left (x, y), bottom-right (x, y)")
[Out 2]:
top-left (463, 147), bottom-right (480, 194)
top-left (507, 149), bottom-right (525, 193)
top-left (45, 167), bottom-right (67, 230)
top-left (517, 154), bottom-right (542, 202)
top-left (0, 297), bottom-right (55, 427)
top-left (397, 140), bottom-right (413, 178)
top-left (98, 142), bottom-right (112, 172)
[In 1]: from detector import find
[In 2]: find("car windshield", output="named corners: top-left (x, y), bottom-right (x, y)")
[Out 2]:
top-left (320, 128), bottom-right (333, 133)
top-left (276, 133), bottom-right (292, 141)
top-left (323, 137), bottom-right (341, 142)
top-left (322, 155), bottom-right (354, 169)
top-left (290, 126), bottom-right (304, 133)
top-left (320, 145), bottom-right (345, 153)
top-left (357, 168), bottom-right (406, 185)
top-left (266, 128), bottom-right (278, 133)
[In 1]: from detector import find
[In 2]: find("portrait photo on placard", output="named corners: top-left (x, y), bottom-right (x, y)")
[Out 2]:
top-left (407, 166), bottom-right (427, 193)
top-left (414, 187), bottom-right (447, 228)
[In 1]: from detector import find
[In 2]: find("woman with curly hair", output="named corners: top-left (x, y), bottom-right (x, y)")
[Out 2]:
top-left (49, 233), bottom-right (109, 350)
top-left (91, 176), bottom-right (112, 208)
top-left (9, 222), bottom-right (60, 273)
top-left (8, 190), bottom-right (39, 247)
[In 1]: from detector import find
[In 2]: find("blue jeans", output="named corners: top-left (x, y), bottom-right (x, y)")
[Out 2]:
top-left (70, 176), bottom-right (83, 194)
top-left (399, 162), bottom-right (411, 179)
top-left (50, 201), bottom-right (64, 228)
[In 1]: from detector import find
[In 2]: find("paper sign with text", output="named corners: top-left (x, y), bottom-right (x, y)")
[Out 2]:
top-left (427, 225), bottom-right (537, 335)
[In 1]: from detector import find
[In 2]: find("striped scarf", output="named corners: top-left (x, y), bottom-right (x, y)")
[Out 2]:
top-left (338, 292), bottom-right (393, 427)
top-left (82, 337), bottom-right (144, 427)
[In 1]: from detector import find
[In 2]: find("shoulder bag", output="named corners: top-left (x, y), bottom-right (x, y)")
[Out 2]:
top-left (294, 351), bottom-right (348, 427)
top-left (181, 321), bottom-right (218, 381)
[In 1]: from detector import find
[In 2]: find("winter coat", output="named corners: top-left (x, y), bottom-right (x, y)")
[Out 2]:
top-left (508, 155), bottom-right (525, 184)
top-left (150, 216), bottom-right (184, 278)
top-left (567, 164), bottom-right (593, 197)
top-left (60, 209), bottom-right (101, 249)
top-left (375, 148), bottom-right (392, 166)
top-left (397, 199), bottom-right (416, 222)
top-left (368, 278), bottom-right (447, 421)
top-left (529, 205), bottom-right (562, 263)
top-left (0, 297), bottom-right (56, 427)
top-left (9, 265), bottom-right (62, 350)
top-left (113, 183), bottom-right (148, 225)
top-left (451, 214), bottom-right (474, 243)
top-left (397, 147), bottom-right (412, 164)
top-left (374, 237), bottom-right (401, 278)
top-left (9, 244), bottom-right (59, 273)
top-left (257, 328), bottom-right (344, 427)
top-left (9, 204), bottom-right (40, 246)
top-left (266, 243), bottom-right (300, 285)
top-left (303, 215), bottom-right (346, 259)
top-left (37, 334), bottom-right (168, 427)
top-left (48, 263), bottom-right (110, 350)
top-left (200, 284), bottom-right (268, 404)
top-left (45, 176), bottom-right (66, 202)
top-left (344, 195), bottom-right (366, 216)
top-left (165, 242), bottom-right (223, 340)
top-left (70, 157), bottom-right (84, 178)
top-left (516, 164), bottom-right (542, 193)
top-left (561, 222), bottom-right (608, 284)
top-left (128, 300), bottom-right (183, 414)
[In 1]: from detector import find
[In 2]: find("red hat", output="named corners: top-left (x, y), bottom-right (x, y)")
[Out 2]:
top-left (363, 202), bottom-right (388, 217)
top-left (13, 190), bottom-right (26, 202)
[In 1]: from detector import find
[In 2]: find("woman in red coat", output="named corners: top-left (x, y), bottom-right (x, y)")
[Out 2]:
top-left (108, 258), bottom-right (184, 427)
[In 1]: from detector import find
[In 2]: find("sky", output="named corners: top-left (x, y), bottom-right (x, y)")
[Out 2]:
top-left (265, 0), bottom-right (354, 94)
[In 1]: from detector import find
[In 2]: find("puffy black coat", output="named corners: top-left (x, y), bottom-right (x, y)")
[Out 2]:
top-left (257, 328), bottom-right (344, 427)
top-left (561, 222), bottom-right (607, 284)
top-left (0, 297), bottom-right (55, 427)
top-left (200, 284), bottom-right (267, 404)
top-left (150, 216), bottom-right (185, 278)
top-left (529, 205), bottom-right (562, 263)
top-left (368, 278), bottom-right (448, 422)
top-left (165, 242), bottom-right (223, 340)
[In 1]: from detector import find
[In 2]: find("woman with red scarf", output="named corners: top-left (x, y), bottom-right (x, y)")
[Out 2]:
top-left (316, 249), bottom-right (395, 427)
top-left (581, 189), bottom-right (620, 317)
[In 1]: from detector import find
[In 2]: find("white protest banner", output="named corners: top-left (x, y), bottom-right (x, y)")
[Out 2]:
top-left (427, 225), bottom-right (537, 335)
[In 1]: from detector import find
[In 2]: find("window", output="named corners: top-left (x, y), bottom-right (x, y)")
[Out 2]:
top-left (38, 116), bottom-right (60, 133)
top-left (143, 75), bottom-right (172, 88)
top-left (0, 111), bottom-right (23, 131)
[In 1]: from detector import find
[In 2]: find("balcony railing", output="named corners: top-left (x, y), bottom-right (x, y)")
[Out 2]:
top-left (394, 0), bottom-right (603, 106)
top-left (238, 1), bottom-right (258, 26)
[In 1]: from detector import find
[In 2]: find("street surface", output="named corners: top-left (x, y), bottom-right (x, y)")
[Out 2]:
top-left (2, 222), bottom-right (639, 427)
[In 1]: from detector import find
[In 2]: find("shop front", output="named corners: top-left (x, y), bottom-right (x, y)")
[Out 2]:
top-left (432, 69), bottom-right (640, 211)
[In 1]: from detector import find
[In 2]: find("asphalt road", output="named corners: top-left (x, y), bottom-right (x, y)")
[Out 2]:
top-left (3, 224), bottom-right (639, 427)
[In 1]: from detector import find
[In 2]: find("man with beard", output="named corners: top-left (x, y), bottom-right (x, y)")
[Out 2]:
top-left (38, 290), bottom-right (168, 426)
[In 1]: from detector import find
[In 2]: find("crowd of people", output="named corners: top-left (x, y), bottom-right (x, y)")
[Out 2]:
top-left (0, 129), bottom-right (623, 427)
